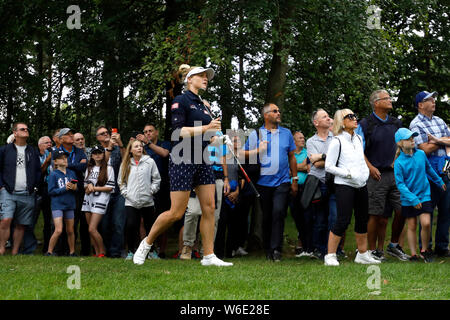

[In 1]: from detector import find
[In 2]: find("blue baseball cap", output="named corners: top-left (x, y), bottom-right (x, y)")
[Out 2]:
top-left (52, 149), bottom-right (67, 160)
top-left (395, 128), bottom-right (419, 144)
top-left (415, 91), bottom-right (437, 108)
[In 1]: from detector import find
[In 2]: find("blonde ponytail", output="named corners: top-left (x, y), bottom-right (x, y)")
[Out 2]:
top-left (178, 64), bottom-right (201, 85)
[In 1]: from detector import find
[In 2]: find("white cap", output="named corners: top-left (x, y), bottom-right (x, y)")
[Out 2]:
top-left (184, 67), bottom-right (215, 83)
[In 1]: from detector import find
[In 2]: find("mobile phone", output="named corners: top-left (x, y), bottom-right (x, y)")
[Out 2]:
top-left (111, 128), bottom-right (118, 133)
top-left (70, 179), bottom-right (78, 184)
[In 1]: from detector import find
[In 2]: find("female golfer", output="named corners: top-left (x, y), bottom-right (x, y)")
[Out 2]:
top-left (133, 65), bottom-right (233, 266)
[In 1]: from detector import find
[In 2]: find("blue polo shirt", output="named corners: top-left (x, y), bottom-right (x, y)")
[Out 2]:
top-left (171, 90), bottom-right (213, 163)
top-left (244, 125), bottom-right (296, 187)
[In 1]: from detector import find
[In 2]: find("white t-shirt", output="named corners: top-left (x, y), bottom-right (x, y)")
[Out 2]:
top-left (14, 145), bottom-right (27, 191)
top-left (82, 165), bottom-right (115, 212)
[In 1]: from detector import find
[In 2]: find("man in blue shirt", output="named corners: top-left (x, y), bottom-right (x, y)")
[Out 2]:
top-left (243, 103), bottom-right (297, 261)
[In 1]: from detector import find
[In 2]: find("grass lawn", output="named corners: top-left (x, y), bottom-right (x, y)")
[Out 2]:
top-left (0, 212), bottom-right (449, 300)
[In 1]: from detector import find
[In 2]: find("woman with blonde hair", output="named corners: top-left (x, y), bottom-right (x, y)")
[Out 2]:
top-left (118, 139), bottom-right (161, 260)
top-left (133, 64), bottom-right (233, 267)
top-left (324, 109), bottom-right (380, 266)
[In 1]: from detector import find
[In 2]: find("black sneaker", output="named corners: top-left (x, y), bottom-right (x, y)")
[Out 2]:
top-left (69, 253), bottom-right (78, 257)
top-left (409, 255), bottom-right (420, 262)
top-left (420, 250), bottom-right (434, 263)
top-left (336, 249), bottom-right (348, 260)
top-left (310, 249), bottom-right (324, 260)
top-left (371, 249), bottom-right (387, 262)
top-left (266, 252), bottom-right (273, 261)
top-left (44, 252), bottom-right (56, 256)
top-left (273, 250), bottom-right (282, 262)
top-left (387, 243), bottom-right (409, 261)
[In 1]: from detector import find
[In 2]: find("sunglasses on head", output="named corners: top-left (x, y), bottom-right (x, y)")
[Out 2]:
top-left (344, 113), bottom-right (358, 121)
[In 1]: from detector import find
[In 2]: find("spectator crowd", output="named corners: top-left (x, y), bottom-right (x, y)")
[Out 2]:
top-left (0, 89), bottom-right (448, 267)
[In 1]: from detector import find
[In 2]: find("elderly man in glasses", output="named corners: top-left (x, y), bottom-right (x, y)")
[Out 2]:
top-left (410, 91), bottom-right (450, 258)
top-left (0, 122), bottom-right (41, 255)
top-left (355, 89), bottom-right (407, 262)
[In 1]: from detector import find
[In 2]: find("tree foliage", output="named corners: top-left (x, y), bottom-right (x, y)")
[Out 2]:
top-left (0, 0), bottom-right (448, 145)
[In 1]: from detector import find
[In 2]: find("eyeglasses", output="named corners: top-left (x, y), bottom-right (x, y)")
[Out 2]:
top-left (344, 114), bottom-right (358, 121)
top-left (96, 131), bottom-right (109, 136)
top-left (375, 97), bottom-right (392, 102)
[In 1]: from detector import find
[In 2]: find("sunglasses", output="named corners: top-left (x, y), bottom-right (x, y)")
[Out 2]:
top-left (17, 128), bottom-right (29, 132)
top-left (344, 114), bottom-right (358, 121)
top-left (96, 131), bottom-right (109, 136)
top-left (266, 109), bottom-right (281, 114)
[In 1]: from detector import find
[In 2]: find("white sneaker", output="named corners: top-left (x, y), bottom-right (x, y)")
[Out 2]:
top-left (355, 251), bottom-right (381, 264)
top-left (201, 254), bottom-right (233, 267)
top-left (133, 238), bottom-right (152, 265)
top-left (324, 253), bottom-right (340, 266)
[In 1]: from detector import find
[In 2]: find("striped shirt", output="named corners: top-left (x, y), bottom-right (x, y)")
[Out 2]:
top-left (409, 113), bottom-right (450, 157)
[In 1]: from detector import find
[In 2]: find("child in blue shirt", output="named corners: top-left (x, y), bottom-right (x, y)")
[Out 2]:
top-left (46, 150), bottom-right (78, 256)
top-left (394, 128), bottom-right (446, 263)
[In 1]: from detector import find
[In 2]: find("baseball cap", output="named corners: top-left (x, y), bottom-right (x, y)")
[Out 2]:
top-left (52, 149), bottom-right (67, 160)
top-left (91, 145), bottom-right (105, 154)
top-left (184, 67), bottom-right (215, 83)
top-left (395, 128), bottom-right (419, 144)
top-left (415, 91), bottom-right (437, 108)
top-left (57, 128), bottom-right (74, 138)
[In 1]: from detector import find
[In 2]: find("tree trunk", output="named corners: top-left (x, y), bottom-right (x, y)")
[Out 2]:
top-left (264, 1), bottom-right (295, 111)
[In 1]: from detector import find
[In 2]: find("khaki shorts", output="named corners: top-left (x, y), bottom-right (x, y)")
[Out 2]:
top-left (367, 170), bottom-right (401, 216)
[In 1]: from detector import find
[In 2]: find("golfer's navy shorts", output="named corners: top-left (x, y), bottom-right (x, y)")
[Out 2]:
top-left (169, 159), bottom-right (215, 191)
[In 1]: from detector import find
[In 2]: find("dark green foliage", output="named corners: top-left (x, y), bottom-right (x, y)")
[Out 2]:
top-left (0, 0), bottom-right (447, 146)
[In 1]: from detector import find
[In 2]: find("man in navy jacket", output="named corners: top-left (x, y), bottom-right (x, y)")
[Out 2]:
top-left (0, 122), bottom-right (41, 255)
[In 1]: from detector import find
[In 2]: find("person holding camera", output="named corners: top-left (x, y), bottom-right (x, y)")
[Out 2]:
top-left (96, 125), bottom-right (127, 258)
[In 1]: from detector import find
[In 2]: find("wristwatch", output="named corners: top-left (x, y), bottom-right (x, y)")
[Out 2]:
top-left (321, 154), bottom-right (326, 160)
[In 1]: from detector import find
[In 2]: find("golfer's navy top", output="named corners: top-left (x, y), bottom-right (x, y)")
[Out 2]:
top-left (171, 90), bottom-right (213, 163)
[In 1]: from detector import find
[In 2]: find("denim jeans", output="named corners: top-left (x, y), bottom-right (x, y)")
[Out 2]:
top-left (421, 175), bottom-right (450, 252)
top-left (101, 193), bottom-right (126, 257)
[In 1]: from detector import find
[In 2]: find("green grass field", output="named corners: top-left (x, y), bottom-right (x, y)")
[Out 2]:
top-left (0, 213), bottom-right (449, 300)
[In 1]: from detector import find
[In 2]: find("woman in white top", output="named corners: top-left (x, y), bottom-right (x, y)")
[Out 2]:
top-left (324, 109), bottom-right (380, 266)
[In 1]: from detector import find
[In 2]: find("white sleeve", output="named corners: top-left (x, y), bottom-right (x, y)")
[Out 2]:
top-left (150, 160), bottom-right (161, 195)
top-left (118, 164), bottom-right (127, 197)
top-left (105, 166), bottom-right (115, 192)
top-left (325, 138), bottom-right (349, 178)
